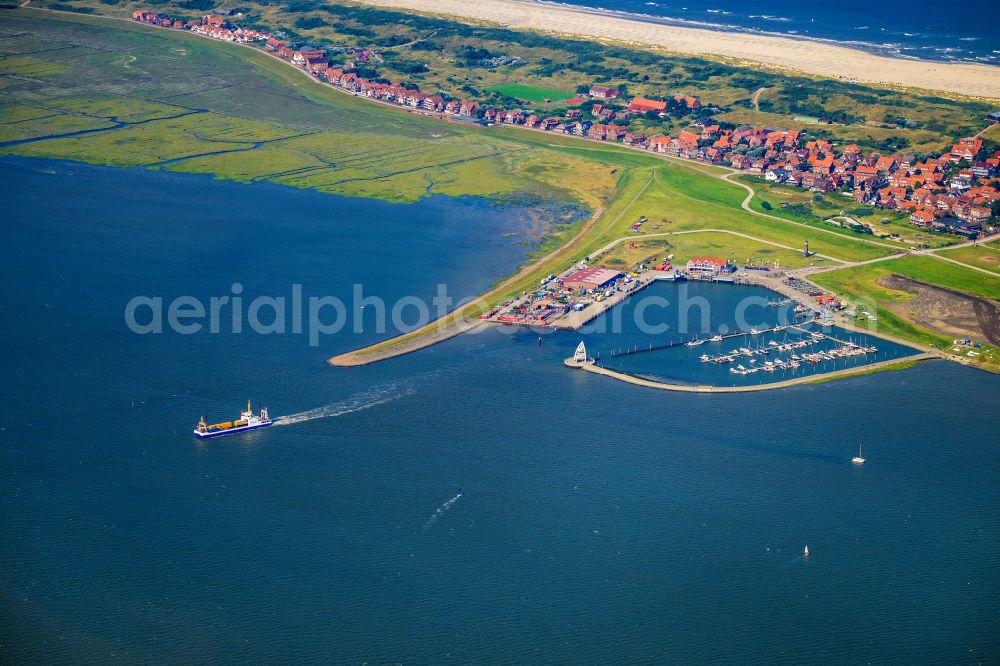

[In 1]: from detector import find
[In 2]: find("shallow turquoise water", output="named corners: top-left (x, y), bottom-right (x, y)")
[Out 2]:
top-left (2, 157), bottom-right (998, 663)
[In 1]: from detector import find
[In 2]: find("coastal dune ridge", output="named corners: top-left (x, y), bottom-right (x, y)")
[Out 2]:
top-left (354, 0), bottom-right (1000, 99)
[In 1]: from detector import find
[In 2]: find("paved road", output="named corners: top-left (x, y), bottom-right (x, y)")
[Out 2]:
top-left (911, 232), bottom-right (1000, 276)
top-left (716, 171), bottom-right (999, 277)
top-left (588, 228), bottom-right (846, 264)
top-left (717, 172), bottom-right (905, 251)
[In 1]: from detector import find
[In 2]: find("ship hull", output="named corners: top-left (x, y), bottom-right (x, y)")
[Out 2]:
top-left (193, 421), bottom-right (273, 439)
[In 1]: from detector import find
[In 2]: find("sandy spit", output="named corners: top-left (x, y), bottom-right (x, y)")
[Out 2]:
top-left (355, 0), bottom-right (1000, 99)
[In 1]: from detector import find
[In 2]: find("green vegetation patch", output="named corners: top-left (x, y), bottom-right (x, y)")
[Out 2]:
top-left (598, 231), bottom-right (813, 270)
top-left (484, 84), bottom-right (576, 104)
top-left (0, 10), bottom-right (620, 208)
top-left (5, 112), bottom-right (300, 166)
top-left (938, 241), bottom-right (1000, 275)
top-left (5, 9), bottom-right (996, 361)
top-left (736, 175), bottom-right (946, 249)
top-left (814, 255), bottom-right (1000, 306)
top-left (0, 113), bottom-right (118, 142)
top-left (0, 103), bottom-right (57, 124)
top-left (811, 255), bottom-right (1000, 372)
top-left (19, 0), bottom-right (998, 153)
top-left (651, 167), bottom-right (892, 263)
top-left (0, 55), bottom-right (71, 76)
top-left (886, 255), bottom-right (1000, 301)
top-left (805, 357), bottom-right (930, 384)
top-left (811, 263), bottom-right (953, 350)
top-left (44, 95), bottom-right (194, 123)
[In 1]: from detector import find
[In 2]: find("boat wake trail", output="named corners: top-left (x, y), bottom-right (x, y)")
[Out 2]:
top-left (424, 490), bottom-right (464, 529)
top-left (273, 380), bottom-right (415, 426)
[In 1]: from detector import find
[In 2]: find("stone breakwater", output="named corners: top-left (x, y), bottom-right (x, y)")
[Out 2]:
top-left (565, 353), bottom-right (936, 392)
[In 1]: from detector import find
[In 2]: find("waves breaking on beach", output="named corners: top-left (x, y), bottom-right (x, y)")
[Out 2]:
top-left (537, 0), bottom-right (1000, 64)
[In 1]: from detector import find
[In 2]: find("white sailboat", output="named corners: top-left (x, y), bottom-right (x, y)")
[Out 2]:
top-left (852, 445), bottom-right (866, 464)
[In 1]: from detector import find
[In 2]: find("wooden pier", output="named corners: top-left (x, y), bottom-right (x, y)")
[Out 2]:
top-left (606, 321), bottom-right (811, 358)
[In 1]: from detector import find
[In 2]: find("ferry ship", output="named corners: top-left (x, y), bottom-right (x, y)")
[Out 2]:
top-left (194, 400), bottom-right (273, 438)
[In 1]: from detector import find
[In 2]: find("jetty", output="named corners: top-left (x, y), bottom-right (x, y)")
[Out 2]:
top-left (603, 323), bottom-right (808, 359)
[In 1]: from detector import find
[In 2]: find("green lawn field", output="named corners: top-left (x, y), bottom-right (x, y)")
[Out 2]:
top-left (736, 175), bottom-right (953, 250)
top-left (811, 256), bottom-right (1000, 371)
top-left (485, 84), bottom-right (577, 103)
top-left (597, 232), bottom-right (815, 271)
top-left (885, 255), bottom-right (1000, 301)
top-left (938, 241), bottom-right (1000, 275)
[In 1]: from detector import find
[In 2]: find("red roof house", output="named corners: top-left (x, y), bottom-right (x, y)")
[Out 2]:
top-left (627, 97), bottom-right (667, 114)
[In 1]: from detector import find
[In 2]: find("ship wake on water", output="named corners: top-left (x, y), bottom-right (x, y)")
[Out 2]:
top-left (424, 490), bottom-right (464, 529)
top-left (273, 380), bottom-right (416, 426)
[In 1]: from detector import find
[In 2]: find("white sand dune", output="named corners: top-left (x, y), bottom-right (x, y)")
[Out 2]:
top-left (356, 0), bottom-right (1000, 99)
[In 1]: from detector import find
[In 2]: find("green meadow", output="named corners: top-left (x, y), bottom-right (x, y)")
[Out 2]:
top-left (882, 255), bottom-right (1000, 301)
top-left (0, 10), bottom-right (620, 208)
top-left (598, 232), bottom-right (815, 271)
top-left (1, 9), bottom-right (995, 362)
top-left (938, 241), bottom-right (1000, 275)
top-left (811, 256), bottom-right (1000, 370)
top-left (27, 0), bottom-right (996, 155)
top-left (485, 84), bottom-right (577, 103)
top-left (736, 175), bottom-right (950, 249)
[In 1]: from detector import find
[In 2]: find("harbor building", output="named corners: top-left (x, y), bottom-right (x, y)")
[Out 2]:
top-left (686, 256), bottom-right (733, 274)
top-left (563, 268), bottom-right (623, 291)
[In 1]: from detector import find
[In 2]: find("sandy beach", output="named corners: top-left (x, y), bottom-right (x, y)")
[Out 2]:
top-left (355, 0), bottom-right (1000, 99)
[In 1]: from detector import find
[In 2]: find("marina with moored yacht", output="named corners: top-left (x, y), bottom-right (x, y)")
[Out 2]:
top-left (562, 281), bottom-right (931, 392)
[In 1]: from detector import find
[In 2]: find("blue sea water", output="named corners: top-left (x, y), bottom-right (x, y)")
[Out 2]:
top-left (2, 156), bottom-right (999, 663)
top-left (539, 0), bottom-right (1000, 64)
top-left (581, 281), bottom-right (918, 387)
